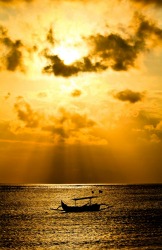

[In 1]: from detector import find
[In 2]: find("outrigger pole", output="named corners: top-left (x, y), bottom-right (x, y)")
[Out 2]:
top-left (72, 196), bottom-right (98, 206)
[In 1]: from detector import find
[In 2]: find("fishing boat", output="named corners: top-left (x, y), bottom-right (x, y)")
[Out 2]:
top-left (60, 196), bottom-right (101, 212)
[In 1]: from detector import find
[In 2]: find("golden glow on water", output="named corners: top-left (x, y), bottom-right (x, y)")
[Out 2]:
top-left (1, 185), bottom-right (161, 249)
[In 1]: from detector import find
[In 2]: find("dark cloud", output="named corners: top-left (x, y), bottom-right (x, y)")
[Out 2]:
top-left (14, 97), bottom-right (42, 128)
top-left (129, 0), bottom-right (162, 7)
top-left (6, 41), bottom-right (23, 71)
top-left (43, 55), bottom-right (80, 77)
top-left (89, 33), bottom-right (139, 71)
top-left (0, 25), bottom-right (38, 73)
top-left (0, 0), bottom-right (33, 4)
top-left (71, 89), bottom-right (82, 97)
top-left (88, 15), bottom-right (162, 71)
top-left (1, 13), bottom-right (161, 76)
top-left (135, 15), bottom-right (162, 44)
top-left (0, 26), bottom-right (25, 72)
top-left (46, 27), bottom-right (55, 45)
top-left (42, 14), bottom-right (162, 77)
top-left (113, 89), bottom-right (145, 103)
top-left (43, 54), bottom-right (106, 77)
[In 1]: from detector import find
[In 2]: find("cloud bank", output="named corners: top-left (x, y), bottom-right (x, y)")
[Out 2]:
top-left (1, 11), bottom-right (162, 76)
top-left (13, 97), bottom-right (100, 144)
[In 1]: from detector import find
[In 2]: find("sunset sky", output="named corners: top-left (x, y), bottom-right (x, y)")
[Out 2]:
top-left (0, 0), bottom-right (162, 184)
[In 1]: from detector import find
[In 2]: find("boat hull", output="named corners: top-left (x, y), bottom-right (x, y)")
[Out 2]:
top-left (61, 201), bottom-right (100, 212)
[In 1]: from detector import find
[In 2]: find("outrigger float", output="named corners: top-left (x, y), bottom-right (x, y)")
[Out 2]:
top-left (54, 196), bottom-right (109, 212)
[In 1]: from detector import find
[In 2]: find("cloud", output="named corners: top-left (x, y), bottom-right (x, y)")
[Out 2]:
top-left (46, 27), bottom-right (55, 45)
top-left (42, 108), bottom-right (96, 143)
top-left (43, 55), bottom-right (80, 77)
top-left (144, 124), bottom-right (154, 131)
top-left (0, 26), bottom-right (25, 72)
top-left (132, 111), bottom-right (162, 143)
top-left (87, 14), bottom-right (162, 71)
top-left (135, 14), bottom-right (162, 46)
top-left (1, 12), bottom-right (161, 76)
top-left (0, 25), bottom-right (39, 73)
top-left (6, 41), bottom-right (23, 71)
top-left (0, 0), bottom-right (33, 4)
top-left (129, 0), bottom-right (162, 7)
top-left (42, 53), bottom-right (106, 77)
top-left (150, 133), bottom-right (160, 143)
top-left (89, 33), bottom-right (139, 71)
top-left (41, 14), bottom-right (162, 77)
top-left (13, 98), bottom-right (100, 144)
top-left (156, 121), bottom-right (162, 131)
top-left (14, 97), bottom-right (43, 128)
top-left (0, 121), bottom-right (16, 140)
top-left (113, 89), bottom-right (145, 103)
top-left (71, 89), bottom-right (82, 97)
top-left (144, 121), bottom-right (162, 133)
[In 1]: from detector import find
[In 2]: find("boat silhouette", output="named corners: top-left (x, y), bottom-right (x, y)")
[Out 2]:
top-left (55, 195), bottom-right (108, 212)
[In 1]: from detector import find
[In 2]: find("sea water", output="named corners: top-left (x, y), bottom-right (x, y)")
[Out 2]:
top-left (0, 184), bottom-right (162, 250)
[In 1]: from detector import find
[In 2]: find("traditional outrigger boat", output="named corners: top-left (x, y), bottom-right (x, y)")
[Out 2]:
top-left (56, 195), bottom-right (108, 212)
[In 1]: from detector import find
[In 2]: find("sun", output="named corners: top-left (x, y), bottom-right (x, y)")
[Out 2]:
top-left (53, 46), bottom-right (82, 65)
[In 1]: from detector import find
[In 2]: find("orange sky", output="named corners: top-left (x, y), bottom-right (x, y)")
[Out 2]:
top-left (0, 0), bottom-right (162, 183)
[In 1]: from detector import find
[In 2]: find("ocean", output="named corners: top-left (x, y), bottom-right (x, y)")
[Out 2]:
top-left (0, 184), bottom-right (162, 250)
